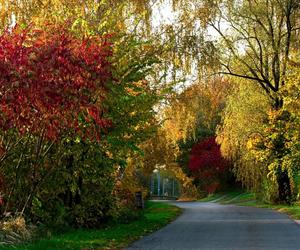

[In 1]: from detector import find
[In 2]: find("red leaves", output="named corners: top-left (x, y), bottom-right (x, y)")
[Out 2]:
top-left (0, 25), bottom-right (113, 141)
top-left (189, 137), bottom-right (227, 172)
top-left (188, 137), bottom-right (228, 193)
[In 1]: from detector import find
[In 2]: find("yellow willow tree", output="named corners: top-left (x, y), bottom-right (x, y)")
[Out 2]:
top-left (163, 76), bottom-right (231, 144)
top-left (216, 79), bottom-right (272, 195)
top-left (242, 57), bottom-right (300, 202)
top-left (0, 0), bottom-right (151, 32)
top-left (209, 0), bottom-right (300, 203)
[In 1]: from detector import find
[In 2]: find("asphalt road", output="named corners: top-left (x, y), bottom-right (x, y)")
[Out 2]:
top-left (126, 201), bottom-right (300, 250)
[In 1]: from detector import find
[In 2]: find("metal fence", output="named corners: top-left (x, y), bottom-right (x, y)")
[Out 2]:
top-left (149, 171), bottom-right (180, 198)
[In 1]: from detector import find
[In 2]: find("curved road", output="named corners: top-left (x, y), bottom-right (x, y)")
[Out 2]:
top-left (126, 201), bottom-right (300, 250)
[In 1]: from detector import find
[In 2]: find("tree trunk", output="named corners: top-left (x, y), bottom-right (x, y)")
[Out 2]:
top-left (272, 97), bottom-right (292, 204)
top-left (276, 167), bottom-right (292, 204)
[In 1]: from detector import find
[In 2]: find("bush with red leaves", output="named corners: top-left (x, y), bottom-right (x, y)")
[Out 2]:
top-left (0, 25), bottom-right (113, 141)
top-left (188, 137), bottom-right (229, 193)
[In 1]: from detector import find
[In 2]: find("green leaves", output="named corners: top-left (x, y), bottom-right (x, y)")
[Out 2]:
top-left (0, 17), bottom-right (163, 229)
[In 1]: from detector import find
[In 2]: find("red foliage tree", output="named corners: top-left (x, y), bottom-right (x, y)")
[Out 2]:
top-left (0, 25), bottom-right (113, 141)
top-left (188, 137), bottom-right (228, 193)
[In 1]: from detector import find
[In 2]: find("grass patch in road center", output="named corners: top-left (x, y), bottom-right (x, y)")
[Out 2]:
top-left (1, 201), bottom-right (181, 250)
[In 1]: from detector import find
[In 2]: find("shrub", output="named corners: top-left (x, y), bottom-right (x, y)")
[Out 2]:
top-left (188, 137), bottom-right (229, 193)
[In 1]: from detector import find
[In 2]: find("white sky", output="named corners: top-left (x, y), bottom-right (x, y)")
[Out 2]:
top-left (151, 0), bottom-right (178, 28)
top-left (151, 0), bottom-right (225, 40)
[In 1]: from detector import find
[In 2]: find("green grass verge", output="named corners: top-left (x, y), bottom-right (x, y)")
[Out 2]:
top-left (220, 192), bottom-right (256, 205)
top-left (1, 201), bottom-right (181, 250)
top-left (198, 193), bottom-right (225, 202)
top-left (199, 191), bottom-right (300, 220)
top-left (249, 202), bottom-right (300, 220)
top-left (198, 190), bottom-right (245, 203)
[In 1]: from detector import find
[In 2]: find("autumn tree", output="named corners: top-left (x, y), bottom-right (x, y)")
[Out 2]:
top-left (210, 0), bottom-right (300, 202)
top-left (207, 0), bottom-right (300, 107)
top-left (163, 77), bottom-right (230, 143)
top-left (189, 137), bottom-right (229, 194)
top-left (216, 79), bottom-right (271, 196)
top-left (0, 15), bottom-right (163, 227)
top-left (0, 0), bottom-right (152, 33)
top-left (245, 58), bottom-right (300, 203)
top-left (0, 25), bottom-right (115, 222)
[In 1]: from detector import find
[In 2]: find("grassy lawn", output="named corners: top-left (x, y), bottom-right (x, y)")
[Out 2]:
top-left (1, 201), bottom-right (181, 250)
top-left (199, 191), bottom-right (300, 220)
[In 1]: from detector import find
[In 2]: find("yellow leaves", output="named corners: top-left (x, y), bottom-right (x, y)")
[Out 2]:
top-left (124, 80), bottom-right (148, 97)
top-left (98, 20), bottom-right (108, 31)
top-left (105, 150), bottom-right (113, 159)
top-left (174, 57), bottom-right (181, 67)
top-left (2, 216), bottom-right (27, 234)
top-left (246, 134), bottom-right (264, 151)
top-left (196, 3), bottom-right (214, 28)
top-left (163, 77), bottom-right (229, 145)
top-left (216, 78), bottom-right (272, 190)
top-left (0, 0), bottom-right (128, 35)
top-left (116, 21), bottom-right (125, 31)
top-left (130, 111), bottom-right (136, 116)
top-left (133, 124), bottom-right (140, 131)
top-left (246, 140), bottom-right (254, 151)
